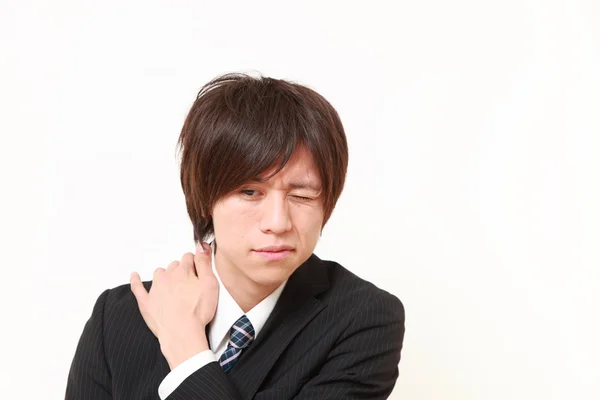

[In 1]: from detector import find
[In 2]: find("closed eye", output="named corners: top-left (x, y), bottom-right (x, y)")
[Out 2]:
top-left (240, 189), bottom-right (314, 202)
top-left (292, 195), bottom-right (313, 202)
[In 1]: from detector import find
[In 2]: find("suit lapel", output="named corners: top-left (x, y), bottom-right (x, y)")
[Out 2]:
top-left (227, 253), bottom-right (329, 399)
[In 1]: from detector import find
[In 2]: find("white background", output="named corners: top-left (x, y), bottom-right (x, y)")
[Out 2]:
top-left (1, 0), bottom-right (599, 398)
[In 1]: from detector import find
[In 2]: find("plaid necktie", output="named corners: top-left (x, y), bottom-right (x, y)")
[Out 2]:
top-left (218, 315), bottom-right (255, 373)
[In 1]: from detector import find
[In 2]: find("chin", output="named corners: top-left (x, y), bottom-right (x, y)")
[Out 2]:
top-left (250, 262), bottom-right (298, 287)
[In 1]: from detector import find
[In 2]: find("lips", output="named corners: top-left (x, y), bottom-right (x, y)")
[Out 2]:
top-left (253, 245), bottom-right (294, 261)
top-left (254, 245), bottom-right (294, 252)
top-left (254, 250), bottom-right (293, 261)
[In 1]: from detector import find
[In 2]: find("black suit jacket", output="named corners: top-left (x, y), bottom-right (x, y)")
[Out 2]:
top-left (66, 254), bottom-right (405, 399)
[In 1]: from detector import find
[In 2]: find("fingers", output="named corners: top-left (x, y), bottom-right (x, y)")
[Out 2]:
top-left (166, 260), bottom-right (180, 273)
top-left (132, 244), bottom-right (211, 301)
top-left (154, 267), bottom-right (166, 279)
top-left (194, 242), bottom-right (212, 278)
top-left (130, 271), bottom-right (148, 307)
top-left (179, 253), bottom-right (196, 276)
top-left (159, 252), bottom-right (199, 279)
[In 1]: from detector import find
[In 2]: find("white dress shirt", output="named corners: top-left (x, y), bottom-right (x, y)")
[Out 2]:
top-left (158, 243), bottom-right (288, 399)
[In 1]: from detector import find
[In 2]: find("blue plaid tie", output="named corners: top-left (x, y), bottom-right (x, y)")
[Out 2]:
top-left (218, 315), bottom-right (255, 373)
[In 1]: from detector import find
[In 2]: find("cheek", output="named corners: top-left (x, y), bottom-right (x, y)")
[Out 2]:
top-left (214, 201), bottom-right (258, 237)
top-left (294, 208), bottom-right (324, 237)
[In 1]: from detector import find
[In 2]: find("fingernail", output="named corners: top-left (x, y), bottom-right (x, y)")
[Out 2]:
top-left (201, 242), bottom-right (210, 253)
top-left (197, 243), bottom-right (205, 253)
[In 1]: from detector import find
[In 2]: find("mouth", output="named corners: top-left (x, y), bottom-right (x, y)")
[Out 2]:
top-left (253, 246), bottom-right (295, 261)
top-left (255, 245), bottom-right (294, 252)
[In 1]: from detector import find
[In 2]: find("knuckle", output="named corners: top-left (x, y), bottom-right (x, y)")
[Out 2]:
top-left (182, 253), bottom-right (194, 264)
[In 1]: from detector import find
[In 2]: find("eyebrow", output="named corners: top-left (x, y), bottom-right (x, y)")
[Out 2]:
top-left (251, 178), bottom-right (322, 192)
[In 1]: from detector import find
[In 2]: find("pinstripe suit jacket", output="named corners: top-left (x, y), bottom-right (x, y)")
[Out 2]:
top-left (65, 254), bottom-right (405, 399)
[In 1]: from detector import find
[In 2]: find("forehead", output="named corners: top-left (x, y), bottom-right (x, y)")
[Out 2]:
top-left (255, 146), bottom-right (322, 188)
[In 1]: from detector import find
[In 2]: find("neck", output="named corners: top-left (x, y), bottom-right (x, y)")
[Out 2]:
top-left (214, 250), bottom-right (280, 313)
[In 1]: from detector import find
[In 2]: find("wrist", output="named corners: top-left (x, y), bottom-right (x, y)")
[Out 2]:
top-left (160, 332), bottom-right (210, 370)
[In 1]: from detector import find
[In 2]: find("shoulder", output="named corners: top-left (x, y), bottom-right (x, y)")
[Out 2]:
top-left (85, 281), bottom-right (160, 369)
top-left (93, 281), bottom-right (156, 344)
top-left (313, 259), bottom-right (406, 360)
top-left (318, 258), bottom-right (405, 323)
top-left (101, 280), bottom-right (152, 313)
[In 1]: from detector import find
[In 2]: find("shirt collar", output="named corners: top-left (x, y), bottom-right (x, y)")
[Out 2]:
top-left (208, 241), bottom-right (287, 351)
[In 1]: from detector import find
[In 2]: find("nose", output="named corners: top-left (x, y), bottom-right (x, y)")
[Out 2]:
top-left (259, 193), bottom-right (292, 234)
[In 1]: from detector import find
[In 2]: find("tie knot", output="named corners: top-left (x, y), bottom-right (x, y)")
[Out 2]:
top-left (229, 315), bottom-right (255, 349)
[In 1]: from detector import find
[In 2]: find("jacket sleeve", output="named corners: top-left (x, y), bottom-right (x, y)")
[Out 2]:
top-left (293, 292), bottom-right (405, 399)
top-left (164, 362), bottom-right (242, 400)
top-left (65, 289), bottom-right (113, 399)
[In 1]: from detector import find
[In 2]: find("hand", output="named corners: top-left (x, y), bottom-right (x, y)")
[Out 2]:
top-left (130, 242), bottom-right (219, 369)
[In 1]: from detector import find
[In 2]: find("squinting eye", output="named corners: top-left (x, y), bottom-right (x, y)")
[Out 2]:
top-left (293, 196), bottom-right (313, 202)
top-left (241, 190), bottom-right (257, 196)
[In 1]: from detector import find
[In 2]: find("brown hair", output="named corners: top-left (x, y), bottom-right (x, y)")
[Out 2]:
top-left (177, 73), bottom-right (348, 244)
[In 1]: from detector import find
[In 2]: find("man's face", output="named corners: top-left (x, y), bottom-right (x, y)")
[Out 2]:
top-left (212, 145), bottom-right (324, 288)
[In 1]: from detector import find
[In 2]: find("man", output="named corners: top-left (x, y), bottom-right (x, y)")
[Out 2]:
top-left (65, 73), bottom-right (405, 399)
